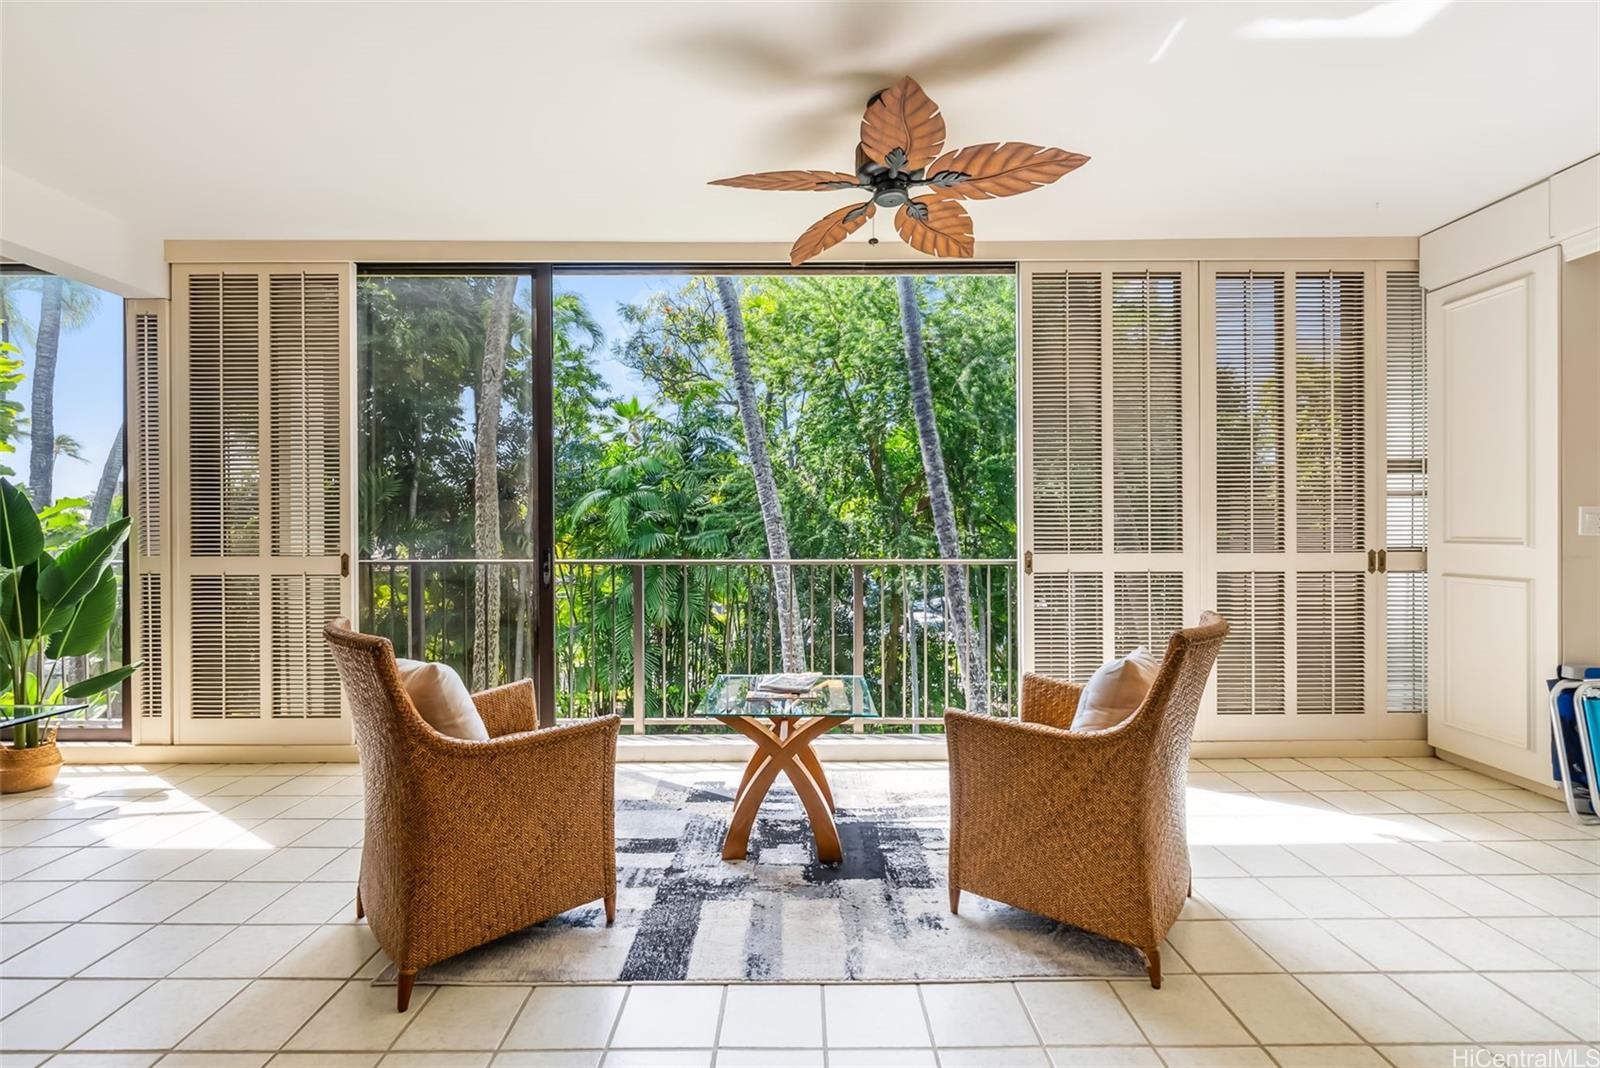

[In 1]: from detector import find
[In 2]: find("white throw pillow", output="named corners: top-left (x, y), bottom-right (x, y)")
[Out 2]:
top-left (394, 658), bottom-right (490, 741)
top-left (1070, 646), bottom-right (1160, 731)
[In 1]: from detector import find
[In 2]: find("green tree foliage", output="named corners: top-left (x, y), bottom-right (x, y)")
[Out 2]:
top-left (359, 272), bottom-right (1017, 724)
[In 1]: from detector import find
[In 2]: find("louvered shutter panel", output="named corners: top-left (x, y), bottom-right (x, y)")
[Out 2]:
top-left (1214, 571), bottom-right (1286, 713)
top-left (1023, 264), bottom-right (1194, 690)
top-left (1113, 571), bottom-right (1185, 656)
top-left (1032, 573), bottom-right (1103, 681)
top-left (1207, 265), bottom-right (1381, 726)
top-left (127, 299), bottom-right (172, 735)
top-left (1030, 271), bottom-right (1102, 554)
top-left (1112, 272), bottom-right (1183, 553)
top-left (1214, 272), bottom-right (1285, 554)
top-left (1383, 269), bottom-right (1428, 714)
top-left (173, 265), bottom-right (353, 744)
top-left (1295, 272), bottom-right (1366, 553)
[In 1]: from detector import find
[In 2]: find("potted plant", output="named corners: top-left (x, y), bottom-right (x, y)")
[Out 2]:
top-left (0, 478), bottom-right (139, 793)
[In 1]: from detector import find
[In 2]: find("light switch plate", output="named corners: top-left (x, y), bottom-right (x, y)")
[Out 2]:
top-left (1580, 506), bottom-right (1600, 536)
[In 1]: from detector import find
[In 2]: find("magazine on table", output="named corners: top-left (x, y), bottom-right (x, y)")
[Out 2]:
top-left (748, 671), bottom-right (824, 699)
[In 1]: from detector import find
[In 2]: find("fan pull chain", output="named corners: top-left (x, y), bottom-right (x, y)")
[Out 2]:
top-left (868, 213), bottom-right (879, 247)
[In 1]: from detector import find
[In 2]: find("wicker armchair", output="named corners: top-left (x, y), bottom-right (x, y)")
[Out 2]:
top-left (324, 617), bottom-right (620, 1011)
top-left (945, 612), bottom-right (1228, 988)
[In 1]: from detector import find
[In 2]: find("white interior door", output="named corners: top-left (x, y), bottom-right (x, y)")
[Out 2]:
top-left (1426, 249), bottom-right (1561, 780)
top-left (171, 265), bottom-right (356, 744)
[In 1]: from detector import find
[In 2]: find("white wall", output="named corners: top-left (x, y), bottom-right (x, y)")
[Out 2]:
top-left (0, 167), bottom-right (166, 297)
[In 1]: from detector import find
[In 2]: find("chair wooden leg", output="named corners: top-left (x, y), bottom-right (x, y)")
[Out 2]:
top-left (355, 888), bottom-right (363, 920)
top-left (1143, 947), bottom-right (1161, 989)
top-left (396, 969), bottom-right (417, 1012)
top-left (949, 885), bottom-right (960, 914)
top-left (604, 892), bottom-right (616, 926)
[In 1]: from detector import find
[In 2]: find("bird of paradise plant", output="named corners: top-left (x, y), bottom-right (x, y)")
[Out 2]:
top-left (1, 477), bottom-right (138, 748)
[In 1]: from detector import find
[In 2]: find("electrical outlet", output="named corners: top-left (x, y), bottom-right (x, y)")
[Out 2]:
top-left (1579, 506), bottom-right (1600, 537)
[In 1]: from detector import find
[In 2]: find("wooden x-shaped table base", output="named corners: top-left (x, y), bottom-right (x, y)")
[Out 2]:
top-left (715, 714), bottom-right (842, 865)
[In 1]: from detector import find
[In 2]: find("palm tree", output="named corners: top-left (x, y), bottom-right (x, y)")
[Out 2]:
top-left (715, 276), bottom-right (804, 672)
top-left (91, 428), bottom-right (124, 527)
top-left (896, 275), bottom-right (986, 713)
top-left (26, 275), bottom-right (100, 505)
top-left (471, 276), bottom-right (517, 690)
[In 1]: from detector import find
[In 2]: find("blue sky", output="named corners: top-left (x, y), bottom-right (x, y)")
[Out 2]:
top-left (556, 272), bottom-right (685, 408)
top-left (3, 280), bottom-right (124, 502)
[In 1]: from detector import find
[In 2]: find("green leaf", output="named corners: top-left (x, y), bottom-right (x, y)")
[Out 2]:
top-left (1, 561), bottom-right (43, 640)
top-left (37, 516), bottom-right (129, 610)
top-left (63, 662), bottom-right (139, 700)
top-left (46, 568), bottom-right (118, 658)
top-left (0, 478), bottom-right (43, 568)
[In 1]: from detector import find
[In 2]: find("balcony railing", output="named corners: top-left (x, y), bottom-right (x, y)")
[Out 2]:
top-left (359, 558), bottom-right (1017, 733)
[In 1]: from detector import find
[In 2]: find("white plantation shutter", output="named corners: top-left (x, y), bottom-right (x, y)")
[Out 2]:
top-left (1030, 271), bottom-right (1103, 554)
top-left (1016, 257), bottom-right (1417, 742)
top-left (127, 299), bottom-right (172, 736)
top-left (270, 575), bottom-right (344, 719)
top-left (1295, 570), bottom-right (1365, 714)
top-left (1214, 272), bottom-right (1285, 554)
top-left (1113, 571), bottom-right (1185, 656)
top-left (1031, 572), bottom-right (1104, 681)
top-left (1381, 267), bottom-right (1428, 714)
top-left (1203, 263), bottom-right (1392, 735)
top-left (1214, 572), bottom-right (1286, 713)
top-left (189, 574), bottom-right (262, 719)
top-left (173, 265), bottom-right (354, 744)
top-left (1295, 272), bottom-right (1366, 554)
top-left (1022, 264), bottom-right (1195, 689)
top-left (1112, 272), bottom-right (1184, 553)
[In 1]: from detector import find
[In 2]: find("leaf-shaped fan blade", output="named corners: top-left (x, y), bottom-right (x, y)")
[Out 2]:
top-left (859, 76), bottom-right (946, 172)
top-left (710, 170), bottom-right (862, 191)
top-left (790, 201), bottom-right (876, 266)
top-left (923, 143), bottom-right (1090, 200)
top-left (893, 196), bottom-right (975, 259)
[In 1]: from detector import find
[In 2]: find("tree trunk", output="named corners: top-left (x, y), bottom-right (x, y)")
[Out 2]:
top-left (91, 427), bottom-right (124, 527)
top-left (29, 275), bottom-right (64, 504)
top-left (715, 277), bottom-right (804, 672)
top-left (472, 277), bottom-right (516, 689)
top-left (896, 275), bottom-right (986, 713)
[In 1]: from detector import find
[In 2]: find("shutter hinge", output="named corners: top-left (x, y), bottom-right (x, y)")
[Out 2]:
top-left (340, 552), bottom-right (350, 579)
top-left (1377, 549), bottom-right (1387, 574)
top-left (1366, 549), bottom-right (1376, 574)
top-left (1023, 549), bottom-right (1033, 576)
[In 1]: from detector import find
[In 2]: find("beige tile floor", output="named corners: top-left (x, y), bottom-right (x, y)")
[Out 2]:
top-left (1, 756), bottom-right (1598, 1067)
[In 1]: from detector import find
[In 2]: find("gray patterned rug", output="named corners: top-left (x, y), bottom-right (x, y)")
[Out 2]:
top-left (382, 764), bottom-right (1145, 983)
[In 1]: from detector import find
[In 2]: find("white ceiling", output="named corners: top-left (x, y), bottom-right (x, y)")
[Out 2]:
top-left (2, 0), bottom-right (1597, 247)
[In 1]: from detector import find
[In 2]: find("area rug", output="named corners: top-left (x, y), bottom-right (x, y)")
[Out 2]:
top-left (380, 764), bottom-right (1145, 983)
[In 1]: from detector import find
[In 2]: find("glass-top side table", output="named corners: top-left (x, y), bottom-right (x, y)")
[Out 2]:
top-left (695, 674), bottom-right (877, 865)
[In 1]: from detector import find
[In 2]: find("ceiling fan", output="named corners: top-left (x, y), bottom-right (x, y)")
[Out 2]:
top-left (710, 76), bottom-right (1089, 265)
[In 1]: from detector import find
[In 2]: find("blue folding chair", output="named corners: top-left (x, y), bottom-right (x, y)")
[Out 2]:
top-left (1549, 665), bottom-right (1600, 823)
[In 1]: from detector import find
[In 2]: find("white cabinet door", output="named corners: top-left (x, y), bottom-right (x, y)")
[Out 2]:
top-left (1426, 249), bottom-right (1561, 781)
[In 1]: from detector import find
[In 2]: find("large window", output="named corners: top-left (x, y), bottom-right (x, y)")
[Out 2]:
top-left (357, 268), bottom-right (1018, 731)
top-left (0, 264), bottom-right (129, 735)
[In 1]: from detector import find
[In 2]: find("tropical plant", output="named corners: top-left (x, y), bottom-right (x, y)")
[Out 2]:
top-left (0, 323), bottom-right (25, 479)
top-left (0, 478), bottom-right (138, 748)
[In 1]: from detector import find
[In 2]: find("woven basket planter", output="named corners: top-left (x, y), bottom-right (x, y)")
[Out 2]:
top-left (1, 725), bottom-right (62, 794)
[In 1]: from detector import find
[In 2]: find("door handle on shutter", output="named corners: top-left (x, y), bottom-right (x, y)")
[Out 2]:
top-left (1367, 549), bottom-right (1376, 574)
top-left (1377, 549), bottom-right (1387, 573)
top-left (1024, 550), bottom-right (1033, 576)
top-left (340, 552), bottom-right (350, 578)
